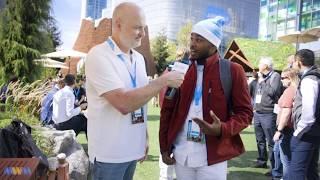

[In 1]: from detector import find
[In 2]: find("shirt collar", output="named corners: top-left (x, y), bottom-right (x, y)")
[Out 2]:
top-left (107, 37), bottom-right (133, 56)
top-left (303, 66), bottom-right (313, 75)
top-left (64, 86), bottom-right (74, 92)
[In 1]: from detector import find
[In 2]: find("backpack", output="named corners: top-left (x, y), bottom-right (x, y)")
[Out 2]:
top-left (219, 59), bottom-right (232, 111)
top-left (0, 119), bottom-right (49, 176)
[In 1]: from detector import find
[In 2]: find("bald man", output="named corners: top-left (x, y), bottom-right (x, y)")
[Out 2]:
top-left (85, 2), bottom-right (184, 180)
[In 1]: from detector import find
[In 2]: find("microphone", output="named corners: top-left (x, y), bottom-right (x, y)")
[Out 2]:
top-left (165, 59), bottom-right (190, 100)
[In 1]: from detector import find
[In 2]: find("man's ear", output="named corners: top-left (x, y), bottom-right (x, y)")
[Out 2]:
top-left (114, 17), bottom-right (122, 30)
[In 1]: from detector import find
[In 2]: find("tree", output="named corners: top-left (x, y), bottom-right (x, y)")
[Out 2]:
top-left (176, 22), bottom-right (192, 49)
top-left (47, 16), bottom-right (62, 49)
top-left (166, 41), bottom-right (177, 62)
top-left (0, 0), bottom-right (58, 82)
top-left (151, 31), bottom-right (170, 74)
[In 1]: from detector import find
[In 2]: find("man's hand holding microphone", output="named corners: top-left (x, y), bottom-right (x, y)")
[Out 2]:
top-left (163, 61), bottom-right (190, 99)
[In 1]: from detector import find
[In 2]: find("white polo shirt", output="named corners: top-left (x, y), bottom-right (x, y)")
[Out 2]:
top-left (85, 37), bottom-right (148, 163)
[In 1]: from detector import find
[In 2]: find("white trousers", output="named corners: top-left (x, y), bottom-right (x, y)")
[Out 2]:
top-left (175, 161), bottom-right (227, 180)
top-left (159, 154), bottom-right (176, 180)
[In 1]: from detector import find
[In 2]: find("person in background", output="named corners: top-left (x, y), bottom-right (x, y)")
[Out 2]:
top-left (52, 74), bottom-right (87, 136)
top-left (287, 55), bottom-right (295, 68)
top-left (40, 79), bottom-right (65, 125)
top-left (74, 76), bottom-right (86, 107)
top-left (248, 70), bottom-right (259, 105)
top-left (252, 57), bottom-right (283, 179)
top-left (0, 76), bottom-right (18, 104)
top-left (273, 68), bottom-right (299, 180)
top-left (288, 49), bottom-right (320, 180)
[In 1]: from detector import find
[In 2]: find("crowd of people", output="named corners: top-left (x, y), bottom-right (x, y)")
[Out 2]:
top-left (247, 50), bottom-right (320, 180)
top-left (32, 2), bottom-right (320, 180)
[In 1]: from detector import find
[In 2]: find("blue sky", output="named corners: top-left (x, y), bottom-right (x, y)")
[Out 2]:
top-left (52, 0), bottom-right (81, 50)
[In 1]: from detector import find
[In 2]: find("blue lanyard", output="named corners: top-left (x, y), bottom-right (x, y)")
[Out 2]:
top-left (107, 38), bottom-right (137, 88)
top-left (117, 54), bottom-right (137, 88)
top-left (74, 88), bottom-right (80, 97)
top-left (194, 85), bottom-right (202, 106)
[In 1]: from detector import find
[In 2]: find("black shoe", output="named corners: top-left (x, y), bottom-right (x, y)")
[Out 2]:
top-left (253, 163), bottom-right (268, 168)
top-left (264, 171), bottom-right (272, 176)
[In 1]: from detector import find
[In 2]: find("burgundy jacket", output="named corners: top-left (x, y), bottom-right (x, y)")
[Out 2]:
top-left (159, 53), bottom-right (253, 165)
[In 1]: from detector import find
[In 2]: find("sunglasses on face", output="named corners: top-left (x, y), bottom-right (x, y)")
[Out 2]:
top-left (281, 76), bottom-right (289, 80)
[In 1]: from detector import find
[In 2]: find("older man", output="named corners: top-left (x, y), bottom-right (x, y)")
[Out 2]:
top-left (253, 57), bottom-right (283, 178)
top-left (85, 2), bottom-right (184, 180)
top-left (159, 17), bottom-right (253, 180)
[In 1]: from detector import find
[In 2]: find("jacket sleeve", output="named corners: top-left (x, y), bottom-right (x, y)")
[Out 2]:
top-left (159, 91), bottom-right (178, 153)
top-left (221, 63), bottom-right (253, 138)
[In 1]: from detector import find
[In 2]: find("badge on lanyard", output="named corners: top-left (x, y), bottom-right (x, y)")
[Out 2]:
top-left (255, 87), bottom-right (262, 104)
top-left (131, 108), bottom-right (144, 124)
top-left (186, 74), bottom-right (205, 143)
top-left (187, 120), bottom-right (205, 143)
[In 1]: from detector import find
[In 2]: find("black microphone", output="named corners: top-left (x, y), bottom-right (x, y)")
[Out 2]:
top-left (165, 59), bottom-right (189, 100)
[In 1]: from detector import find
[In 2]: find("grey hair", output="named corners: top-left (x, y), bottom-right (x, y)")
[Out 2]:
top-left (259, 57), bottom-right (273, 69)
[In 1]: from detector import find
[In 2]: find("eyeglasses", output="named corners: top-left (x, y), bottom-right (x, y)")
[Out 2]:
top-left (281, 76), bottom-right (289, 80)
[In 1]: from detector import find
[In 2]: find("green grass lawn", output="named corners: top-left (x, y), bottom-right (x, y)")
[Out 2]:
top-left (77, 105), bottom-right (269, 180)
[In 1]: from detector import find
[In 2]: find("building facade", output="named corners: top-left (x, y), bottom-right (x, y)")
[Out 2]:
top-left (81, 0), bottom-right (108, 20)
top-left (259, 0), bottom-right (320, 40)
top-left (101, 0), bottom-right (260, 52)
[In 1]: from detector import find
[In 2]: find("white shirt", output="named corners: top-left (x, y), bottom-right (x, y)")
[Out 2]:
top-left (85, 37), bottom-right (148, 163)
top-left (294, 74), bottom-right (319, 137)
top-left (173, 65), bottom-right (207, 167)
top-left (52, 86), bottom-right (81, 124)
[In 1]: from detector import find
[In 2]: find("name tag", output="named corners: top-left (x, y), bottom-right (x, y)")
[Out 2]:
top-left (131, 108), bottom-right (144, 124)
top-left (255, 94), bottom-right (262, 104)
top-left (187, 120), bottom-right (205, 143)
top-left (273, 104), bottom-right (279, 114)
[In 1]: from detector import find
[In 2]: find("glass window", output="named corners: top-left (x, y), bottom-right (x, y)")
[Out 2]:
top-left (314, 0), bottom-right (320, 11)
top-left (286, 19), bottom-right (296, 29)
top-left (300, 13), bottom-right (312, 30)
top-left (261, 0), bottom-right (267, 6)
top-left (302, 0), bottom-right (312, 13)
top-left (312, 11), bottom-right (320, 27)
top-left (287, 0), bottom-right (297, 17)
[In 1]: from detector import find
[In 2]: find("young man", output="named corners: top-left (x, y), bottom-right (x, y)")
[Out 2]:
top-left (159, 17), bottom-right (253, 180)
top-left (288, 49), bottom-right (320, 180)
top-left (85, 2), bottom-right (185, 179)
top-left (52, 74), bottom-right (87, 136)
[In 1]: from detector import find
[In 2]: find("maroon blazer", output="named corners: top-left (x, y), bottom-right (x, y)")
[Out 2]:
top-left (159, 53), bottom-right (253, 165)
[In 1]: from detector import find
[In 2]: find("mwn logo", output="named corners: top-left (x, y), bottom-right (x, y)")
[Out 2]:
top-left (3, 167), bottom-right (32, 175)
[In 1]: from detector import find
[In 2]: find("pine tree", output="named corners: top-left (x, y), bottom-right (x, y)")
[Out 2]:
top-left (151, 31), bottom-right (170, 74)
top-left (0, 0), bottom-right (57, 82)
